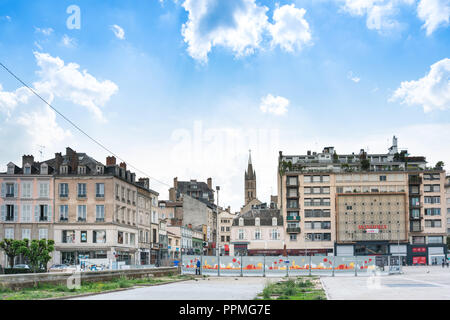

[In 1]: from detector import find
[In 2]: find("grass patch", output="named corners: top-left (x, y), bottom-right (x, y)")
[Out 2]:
top-left (256, 277), bottom-right (326, 301)
top-left (0, 274), bottom-right (192, 300)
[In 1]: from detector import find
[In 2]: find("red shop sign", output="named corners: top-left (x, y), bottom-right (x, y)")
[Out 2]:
top-left (412, 247), bottom-right (426, 253)
top-left (413, 256), bottom-right (426, 264)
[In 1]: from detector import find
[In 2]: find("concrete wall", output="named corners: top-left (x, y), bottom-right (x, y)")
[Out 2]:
top-left (0, 267), bottom-right (179, 290)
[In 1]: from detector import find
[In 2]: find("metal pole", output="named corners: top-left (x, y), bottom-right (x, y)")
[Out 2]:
top-left (309, 255), bottom-right (312, 276)
top-left (218, 254), bottom-right (220, 277)
top-left (263, 254), bottom-right (266, 277)
top-left (355, 256), bottom-right (357, 277)
top-left (240, 252), bottom-right (243, 277)
top-left (201, 249), bottom-right (203, 276)
top-left (332, 255), bottom-right (335, 277)
top-left (286, 255), bottom-right (289, 278)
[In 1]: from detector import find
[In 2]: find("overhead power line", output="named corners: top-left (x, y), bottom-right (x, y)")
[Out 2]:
top-left (0, 61), bottom-right (170, 188)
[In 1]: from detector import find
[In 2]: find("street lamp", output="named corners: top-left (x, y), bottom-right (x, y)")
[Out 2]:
top-left (216, 186), bottom-right (220, 257)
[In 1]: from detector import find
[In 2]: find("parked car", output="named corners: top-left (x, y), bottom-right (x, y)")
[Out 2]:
top-left (48, 264), bottom-right (77, 272)
top-left (13, 264), bottom-right (30, 269)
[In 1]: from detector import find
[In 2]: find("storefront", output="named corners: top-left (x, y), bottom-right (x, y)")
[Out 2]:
top-left (233, 243), bottom-right (248, 256)
top-left (59, 249), bottom-right (108, 265)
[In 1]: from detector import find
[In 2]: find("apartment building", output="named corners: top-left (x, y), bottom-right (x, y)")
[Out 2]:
top-left (167, 231), bottom-right (181, 259)
top-left (278, 137), bottom-right (447, 265)
top-left (446, 176), bottom-right (450, 238)
top-left (0, 156), bottom-right (55, 266)
top-left (230, 203), bottom-right (284, 256)
top-left (218, 207), bottom-right (235, 255)
top-left (136, 177), bottom-right (159, 265)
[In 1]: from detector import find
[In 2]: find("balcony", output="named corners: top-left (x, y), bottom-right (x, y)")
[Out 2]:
top-left (77, 217), bottom-right (86, 222)
top-left (408, 176), bottom-right (422, 184)
top-left (59, 217), bottom-right (68, 222)
top-left (410, 226), bottom-right (424, 233)
top-left (59, 194), bottom-right (69, 199)
top-left (96, 194), bottom-right (105, 199)
top-left (286, 227), bottom-right (301, 233)
top-left (96, 218), bottom-right (105, 222)
top-left (39, 216), bottom-right (48, 222)
top-left (5, 193), bottom-right (15, 198)
top-left (287, 216), bottom-right (300, 221)
top-left (409, 214), bottom-right (422, 220)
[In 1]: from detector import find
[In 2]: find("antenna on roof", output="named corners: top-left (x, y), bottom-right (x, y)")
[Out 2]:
top-left (37, 145), bottom-right (45, 161)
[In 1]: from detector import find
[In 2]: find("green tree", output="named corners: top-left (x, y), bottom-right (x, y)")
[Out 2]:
top-left (0, 239), bottom-right (25, 268)
top-left (434, 161), bottom-right (444, 170)
top-left (19, 239), bottom-right (55, 273)
top-left (360, 159), bottom-right (370, 171)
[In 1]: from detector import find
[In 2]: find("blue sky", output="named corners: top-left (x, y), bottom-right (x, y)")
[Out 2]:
top-left (0, 0), bottom-right (449, 211)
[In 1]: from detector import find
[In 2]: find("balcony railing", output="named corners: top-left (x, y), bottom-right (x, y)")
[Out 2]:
top-left (59, 217), bottom-right (68, 222)
top-left (410, 226), bottom-right (424, 232)
top-left (287, 216), bottom-right (300, 221)
top-left (96, 194), bottom-right (105, 198)
top-left (96, 218), bottom-right (105, 222)
top-left (286, 227), bottom-right (301, 233)
top-left (408, 176), bottom-right (422, 184)
top-left (60, 193), bottom-right (68, 198)
top-left (5, 193), bottom-right (14, 198)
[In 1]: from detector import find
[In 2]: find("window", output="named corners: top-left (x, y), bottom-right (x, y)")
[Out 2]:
top-left (5, 183), bottom-right (15, 197)
top-left (24, 166), bottom-right (31, 174)
top-left (38, 228), bottom-right (48, 240)
top-left (80, 231), bottom-right (87, 243)
top-left (62, 230), bottom-right (75, 243)
top-left (118, 231), bottom-right (124, 244)
top-left (38, 205), bottom-right (49, 222)
top-left (424, 196), bottom-right (440, 204)
top-left (271, 229), bottom-right (279, 240)
top-left (77, 205), bottom-right (87, 222)
top-left (425, 208), bottom-right (441, 216)
top-left (379, 175), bottom-right (386, 181)
top-left (22, 229), bottom-right (31, 240)
top-left (289, 234), bottom-right (297, 241)
top-left (59, 183), bottom-right (69, 197)
top-left (96, 205), bottom-right (105, 222)
top-left (39, 183), bottom-right (49, 198)
top-left (5, 228), bottom-right (14, 239)
top-left (425, 220), bottom-right (441, 228)
top-left (412, 236), bottom-right (425, 244)
top-left (255, 217), bottom-right (260, 226)
top-left (428, 236), bottom-right (443, 244)
top-left (272, 217), bottom-right (277, 226)
top-left (424, 184), bottom-right (440, 192)
top-left (78, 183), bottom-right (87, 198)
top-left (60, 205), bottom-right (69, 221)
top-left (238, 229), bottom-right (244, 240)
top-left (21, 182), bottom-right (32, 198)
top-left (21, 204), bottom-right (32, 222)
top-left (254, 229), bottom-right (261, 240)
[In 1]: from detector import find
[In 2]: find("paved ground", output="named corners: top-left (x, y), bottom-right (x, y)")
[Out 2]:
top-left (321, 266), bottom-right (450, 300)
top-left (71, 277), bottom-right (281, 300)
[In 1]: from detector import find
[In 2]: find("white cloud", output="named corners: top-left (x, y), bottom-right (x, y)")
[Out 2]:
top-left (61, 34), bottom-right (76, 47)
top-left (339, 0), bottom-right (415, 32)
top-left (34, 27), bottom-right (54, 36)
top-left (417, 0), bottom-right (450, 35)
top-left (110, 24), bottom-right (126, 40)
top-left (181, 0), bottom-right (269, 63)
top-left (259, 94), bottom-right (290, 115)
top-left (390, 58), bottom-right (450, 112)
top-left (180, 0), bottom-right (312, 63)
top-left (0, 52), bottom-right (118, 121)
top-left (348, 71), bottom-right (361, 82)
top-left (269, 4), bottom-right (312, 52)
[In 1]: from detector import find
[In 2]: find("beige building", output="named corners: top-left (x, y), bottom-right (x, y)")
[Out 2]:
top-left (217, 207), bottom-right (235, 255)
top-left (167, 231), bottom-right (181, 259)
top-left (1, 156), bottom-right (55, 266)
top-left (278, 137), bottom-right (448, 264)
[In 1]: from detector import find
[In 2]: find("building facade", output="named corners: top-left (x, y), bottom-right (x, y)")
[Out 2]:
top-left (1, 156), bottom-right (55, 266)
top-left (278, 137), bottom-right (447, 264)
top-left (230, 205), bottom-right (284, 256)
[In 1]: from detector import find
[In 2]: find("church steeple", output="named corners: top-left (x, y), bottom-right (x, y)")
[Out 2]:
top-left (245, 150), bottom-right (256, 205)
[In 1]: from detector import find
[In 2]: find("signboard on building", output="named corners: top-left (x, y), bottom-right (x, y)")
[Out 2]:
top-left (412, 247), bottom-right (426, 253)
top-left (365, 229), bottom-right (379, 234)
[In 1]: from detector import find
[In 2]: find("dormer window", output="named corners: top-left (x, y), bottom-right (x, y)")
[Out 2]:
top-left (272, 217), bottom-right (277, 226)
top-left (78, 166), bottom-right (86, 175)
top-left (24, 164), bottom-right (31, 174)
top-left (239, 218), bottom-right (244, 227)
top-left (96, 165), bottom-right (104, 174)
top-left (60, 165), bottom-right (68, 174)
top-left (40, 163), bottom-right (48, 175)
top-left (7, 163), bottom-right (15, 175)
top-left (255, 217), bottom-right (260, 226)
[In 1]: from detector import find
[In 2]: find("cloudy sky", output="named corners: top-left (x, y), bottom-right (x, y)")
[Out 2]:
top-left (0, 0), bottom-right (449, 211)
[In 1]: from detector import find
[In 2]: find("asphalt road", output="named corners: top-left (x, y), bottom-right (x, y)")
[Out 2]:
top-left (321, 266), bottom-right (450, 300)
top-left (71, 277), bottom-right (281, 300)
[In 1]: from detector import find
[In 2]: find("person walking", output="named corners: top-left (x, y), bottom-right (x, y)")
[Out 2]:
top-left (196, 258), bottom-right (201, 275)
top-left (442, 259), bottom-right (445, 268)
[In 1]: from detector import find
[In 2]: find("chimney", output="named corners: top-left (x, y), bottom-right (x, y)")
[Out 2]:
top-left (307, 151), bottom-right (311, 156)
top-left (174, 177), bottom-right (178, 189)
top-left (66, 147), bottom-right (78, 173)
top-left (22, 155), bottom-right (34, 168)
top-left (169, 188), bottom-right (176, 201)
top-left (106, 156), bottom-right (116, 166)
top-left (119, 162), bottom-right (127, 170)
top-left (207, 177), bottom-right (212, 190)
top-left (227, 206), bottom-right (230, 213)
top-left (139, 178), bottom-right (150, 189)
top-left (54, 152), bottom-right (62, 173)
